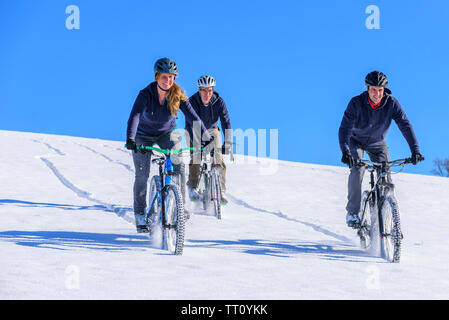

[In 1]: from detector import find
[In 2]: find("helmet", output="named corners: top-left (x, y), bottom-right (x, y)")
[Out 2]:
top-left (154, 58), bottom-right (178, 76)
top-left (197, 75), bottom-right (216, 87)
top-left (365, 71), bottom-right (388, 87)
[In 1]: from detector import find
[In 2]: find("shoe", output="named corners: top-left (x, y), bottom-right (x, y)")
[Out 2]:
top-left (220, 193), bottom-right (228, 205)
top-left (188, 187), bottom-right (200, 201)
top-left (135, 213), bottom-right (148, 233)
top-left (346, 212), bottom-right (360, 228)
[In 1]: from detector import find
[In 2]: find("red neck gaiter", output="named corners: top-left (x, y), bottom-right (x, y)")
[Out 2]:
top-left (368, 96), bottom-right (382, 110)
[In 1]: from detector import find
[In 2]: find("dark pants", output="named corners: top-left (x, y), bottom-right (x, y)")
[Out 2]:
top-left (346, 139), bottom-right (390, 215)
top-left (132, 131), bottom-right (185, 214)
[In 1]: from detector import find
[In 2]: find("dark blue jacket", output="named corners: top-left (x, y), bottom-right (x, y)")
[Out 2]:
top-left (185, 91), bottom-right (232, 143)
top-left (339, 91), bottom-right (420, 153)
top-left (127, 82), bottom-right (210, 140)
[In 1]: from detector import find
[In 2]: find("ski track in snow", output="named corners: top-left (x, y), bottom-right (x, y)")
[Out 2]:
top-left (31, 138), bottom-right (134, 223)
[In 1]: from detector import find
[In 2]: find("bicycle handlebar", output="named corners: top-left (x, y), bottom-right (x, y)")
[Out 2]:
top-left (126, 143), bottom-right (234, 161)
top-left (356, 158), bottom-right (412, 168)
top-left (137, 145), bottom-right (201, 155)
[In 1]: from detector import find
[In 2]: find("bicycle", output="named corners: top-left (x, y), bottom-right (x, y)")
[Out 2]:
top-left (195, 148), bottom-right (220, 219)
top-left (137, 145), bottom-right (195, 255)
top-left (355, 158), bottom-right (411, 263)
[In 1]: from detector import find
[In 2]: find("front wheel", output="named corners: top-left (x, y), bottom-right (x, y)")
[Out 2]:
top-left (163, 184), bottom-right (185, 255)
top-left (201, 173), bottom-right (211, 211)
top-left (379, 195), bottom-right (402, 263)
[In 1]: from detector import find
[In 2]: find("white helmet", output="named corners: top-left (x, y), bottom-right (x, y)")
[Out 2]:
top-left (197, 75), bottom-right (216, 88)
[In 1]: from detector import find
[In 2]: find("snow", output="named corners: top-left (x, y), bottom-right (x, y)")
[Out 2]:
top-left (1, 129), bottom-right (449, 299)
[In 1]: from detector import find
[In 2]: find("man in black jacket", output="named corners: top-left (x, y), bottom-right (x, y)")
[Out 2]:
top-left (185, 75), bottom-right (232, 204)
top-left (338, 71), bottom-right (424, 228)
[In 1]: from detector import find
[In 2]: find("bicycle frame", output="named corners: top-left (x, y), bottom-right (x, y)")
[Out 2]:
top-left (200, 148), bottom-right (215, 176)
top-left (199, 149), bottom-right (222, 200)
top-left (146, 156), bottom-right (173, 229)
top-left (358, 158), bottom-right (410, 238)
top-left (138, 145), bottom-right (198, 230)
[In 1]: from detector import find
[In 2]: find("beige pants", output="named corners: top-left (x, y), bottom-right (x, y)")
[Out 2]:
top-left (186, 127), bottom-right (226, 192)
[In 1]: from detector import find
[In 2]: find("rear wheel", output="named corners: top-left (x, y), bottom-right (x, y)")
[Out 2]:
top-left (147, 175), bottom-right (162, 234)
top-left (379, 195), bottom-right (402, 263)
top-left (163, 184), bottom-right (185, 255)
top-left (358, 191), bottom-right (376, 249)
top-left (211, 168), bottom-right (222, 220)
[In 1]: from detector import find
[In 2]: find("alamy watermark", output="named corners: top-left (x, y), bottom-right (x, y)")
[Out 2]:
top-left (66, 5), bottom-right (80, 30)
top-left (365, 265), bottom-right (381, 290)
top-left (365, 5), bottom-right (380, 30)
top-left (65, 264), bottom-right (80, 289)
top-left (174, 122), bottom-right (280, 175)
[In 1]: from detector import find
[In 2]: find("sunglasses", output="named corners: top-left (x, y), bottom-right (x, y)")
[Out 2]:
top-left (199, 88), bottom-right (214, 93)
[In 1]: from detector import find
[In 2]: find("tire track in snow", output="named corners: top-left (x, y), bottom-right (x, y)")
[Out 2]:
top-left (74, 143), bottom-right (133, 172)
top-left (39, 157), bottom-right (133, 223)
top-left (31, 139), bottom-right (65, 156)
top-left (227, 194), bottom-right (352, 244)
top-left (31, 138), bottom-right (134, 223)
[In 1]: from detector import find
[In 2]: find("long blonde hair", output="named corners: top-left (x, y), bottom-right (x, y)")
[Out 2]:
top-left (155, 73), bottom-right (188, 116)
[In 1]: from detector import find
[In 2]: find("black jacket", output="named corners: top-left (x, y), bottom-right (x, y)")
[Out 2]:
top-left (185, 91), bottom-right (231, 143)
top-left (339, 91), bottom-right (420, 153)
top-left (127, 82), bottom-right (210, 140)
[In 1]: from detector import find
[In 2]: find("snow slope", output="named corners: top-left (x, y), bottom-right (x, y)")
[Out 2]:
top-left (1, 130), bottom-right (448, 299)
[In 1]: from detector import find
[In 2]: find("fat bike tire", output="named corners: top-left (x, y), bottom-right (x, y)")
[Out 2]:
top-left (202, 174), bottom-right (212, 211)
top-left (358, 190), bottom-right (376, 249)
top-left (211, 169), bottom-right (222, 220)
top-left (164, 184), bottom-right (185, 256)
top-left (147, 175), bottom-right (162, 235)
top-left (380, 195), bottom-right (402, 263)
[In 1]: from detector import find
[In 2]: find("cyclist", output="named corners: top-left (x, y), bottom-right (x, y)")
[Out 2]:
top-left (185, 75), bottom-right (232, 205)
top-left (338, 71), bottom-right (424, 228)
top-left (126, 58), bottom-right (212, 232)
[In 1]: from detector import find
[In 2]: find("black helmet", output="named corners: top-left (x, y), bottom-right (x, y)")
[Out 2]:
top-left (365, 71), bottom-right (388, 87)
top-left (154, 58), bottom-right (178, 76)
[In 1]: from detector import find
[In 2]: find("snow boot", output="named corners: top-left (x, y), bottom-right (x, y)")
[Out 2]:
top-left (135, 212), bottom-right (148, 233)
top-left (188, 187), bottom-right (200, 201)
top-left (346, 212), bottom-right (360, 229)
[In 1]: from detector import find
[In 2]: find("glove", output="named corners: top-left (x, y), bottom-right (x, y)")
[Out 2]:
top-left (411, 152), bottom-right (424, 165)
top-left (201, 135), bottom-right (215, 149)
top-left (125, 138), bottom-right (137, 152)
top-left (221, 141), bottom-right (233, 155)
top-left (341, 150), bottom-right (355, 168)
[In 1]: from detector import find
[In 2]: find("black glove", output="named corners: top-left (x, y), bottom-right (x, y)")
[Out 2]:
top-left (125, 138), bottom-right (137, 152)
top-left (411, 152), bottom-right (424, 165)
top-left (341, 150), bottom-right (355, 168)
top-left (201, 135), bottom-right (215, 149)
top-left (221, 141), bottom-right (233, 155)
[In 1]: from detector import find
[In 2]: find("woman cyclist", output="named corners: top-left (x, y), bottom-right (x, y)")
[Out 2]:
top-left (126, 57), bottom-right (212, 232)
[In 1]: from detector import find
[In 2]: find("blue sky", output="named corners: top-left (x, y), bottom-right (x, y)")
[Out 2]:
top-left (1, 0), bottom-right (448, 176)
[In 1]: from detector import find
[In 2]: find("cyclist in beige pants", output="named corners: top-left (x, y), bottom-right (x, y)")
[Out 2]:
top-left (185, 75), bottom-right (232, 204)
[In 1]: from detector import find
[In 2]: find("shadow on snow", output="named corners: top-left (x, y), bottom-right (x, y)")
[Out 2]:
top-left (0, 230), bottom-right (151, 251)
top-left (187, 238), bottom-right (377, 262)
top-left (0, 198), bottom-right (133, 223)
